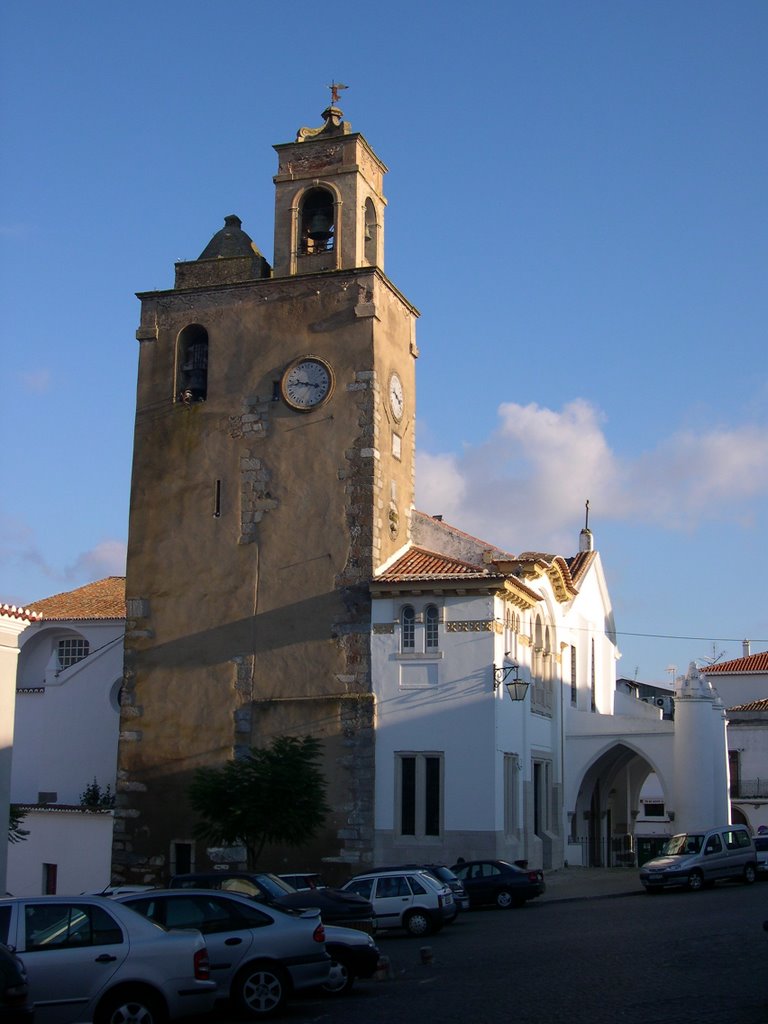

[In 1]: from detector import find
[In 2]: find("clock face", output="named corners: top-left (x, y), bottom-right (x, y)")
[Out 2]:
top-left (389, 372), bottom-right (404, 421)
top-left (281, 356), bottom-right (334, 411)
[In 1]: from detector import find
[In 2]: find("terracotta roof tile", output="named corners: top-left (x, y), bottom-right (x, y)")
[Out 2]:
top-left (0, 604), bottom-right (43, 622)
top-left (376, 547), bottom-right (498, 582)
top-left (727, 698), bottom-right (768, 712)
top-left (703, 651), bottom-right (768, 675)
top-left (27, 577), bottom-right (126, 621)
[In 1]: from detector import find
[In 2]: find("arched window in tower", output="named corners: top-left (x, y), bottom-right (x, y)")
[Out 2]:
top-left (177, 324), bottom-right (209, 403)
top-left (425, 605), bottom-right (439, 649)
top-left (400, 605), bottom-right (416, 651)
top-left (364, 197), bottom-right (378, 265)
top-left (300, 187), bottom-right (335, 255)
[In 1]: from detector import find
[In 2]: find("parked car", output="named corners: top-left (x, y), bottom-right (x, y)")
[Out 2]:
top-left (169, 872), bottom-right (374, 931)
top-left (451, 859), bottom-right (546, 908)
top-left (0, 941), bottom-right (34, 1024)
top-left (639, 825), bottom-right (758, 892)
top-left (754, 835), bottom-right (768, 877)
top-left (0, 895), bottom-right (216, 1024)
top-left (368, 863), bottom-right (469, 914)
top-left (319, 924), bottom-right (381, 996)
top-left (340, 869), bottom-right (454, 935)
top-left (277, 873), bottom-right (325, 891)
top-left (116, 888), bottom-right (330, 1016)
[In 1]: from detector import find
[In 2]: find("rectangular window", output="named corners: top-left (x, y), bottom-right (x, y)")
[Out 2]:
top-left (503, 754), bottom-right (519, 834)
top-left (590, 638), bottom-right (596, 712)
top-left (43, 863), bottom-right (58, 895)
top-left (424, 756), bottom-right (440, 835)
top-left (533, 759), bottom-right (552, 835)
top-left (400, 756), bottom-right (416, 835)
top-left (57, 638), bottom-right (89, 669)
top-left (570, 646), bottom-right (577, 705)
top-left (397, 753), bottom-right (442, 838)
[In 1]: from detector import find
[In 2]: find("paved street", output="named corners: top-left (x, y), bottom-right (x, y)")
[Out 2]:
top-left (204, 882), bottom-right (768, 1024)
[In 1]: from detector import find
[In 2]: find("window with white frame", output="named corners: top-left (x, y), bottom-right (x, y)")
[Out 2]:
top-left (425, 605), bottom-right (439, 649)
top-left (57, 637), bottom-right (90, 669)
top-left (396, 752), bottom-right (443, 838)
top-left (400, 606), bottom-right (416, 651)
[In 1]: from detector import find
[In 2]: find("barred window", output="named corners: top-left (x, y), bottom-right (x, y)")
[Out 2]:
top-left (57, 638), bottom-right (90, 669)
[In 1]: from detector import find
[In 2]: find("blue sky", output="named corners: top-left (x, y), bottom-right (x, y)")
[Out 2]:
top-left (2, 1), bottom-right (767, 683)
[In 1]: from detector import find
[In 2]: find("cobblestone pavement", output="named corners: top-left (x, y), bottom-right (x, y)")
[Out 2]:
top-left (540, 864), bottom-right (645, 902)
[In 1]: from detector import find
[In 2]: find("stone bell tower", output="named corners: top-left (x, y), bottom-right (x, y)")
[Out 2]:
top-left (114, 97), bottom-right (419, 884)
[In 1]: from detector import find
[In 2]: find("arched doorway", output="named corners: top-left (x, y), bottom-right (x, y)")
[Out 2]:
top-left (573, 743), bottom-right (660, 867)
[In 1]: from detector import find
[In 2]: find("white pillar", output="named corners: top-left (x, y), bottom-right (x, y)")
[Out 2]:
top-left (671, 662), bottom-right (729, 832)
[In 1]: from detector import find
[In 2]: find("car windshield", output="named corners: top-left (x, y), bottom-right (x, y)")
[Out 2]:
top-left (663, 834), bottom-right (704, 855)
top-left (429, 866), bottom-right (458, 883)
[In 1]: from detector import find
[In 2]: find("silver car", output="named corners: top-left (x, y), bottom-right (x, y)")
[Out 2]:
top-left (341, 869), bottom-right (454, 936)
top-left (0, 895), bottom-right (216, 1024)
top-left (116, 889), bottom-right (330, 1017)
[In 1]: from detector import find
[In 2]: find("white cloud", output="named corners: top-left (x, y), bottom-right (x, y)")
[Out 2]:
top-left (416, 400), bottom-right (768, 552)
top-left (66, 540), bottom-right (127, 582)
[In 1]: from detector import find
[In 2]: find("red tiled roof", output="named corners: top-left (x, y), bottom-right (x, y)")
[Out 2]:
top-left (567, 550), bottom-right (597, 585)
top-left (376, 547), bottom-right (499, 582)
top-left (727, 698), bottom-right (768, 712)
top-left (27, 577), bottom-right (126, 621)
top-left (703, 651), bottom-right (768, 675)
top-left (0, 604), bottom-right (43, 622)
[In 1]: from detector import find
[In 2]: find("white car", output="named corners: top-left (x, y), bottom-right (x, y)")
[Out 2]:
top-left (755, 835), bottom-right (768, 877)
top-left (116, 888), bottom-right (331, 1016)
top-left (0, 894), bottom-right (216, 1024)
top-left (340, 869), bottom-right (454, 936)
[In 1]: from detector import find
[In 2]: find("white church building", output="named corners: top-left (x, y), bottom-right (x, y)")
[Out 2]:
top-left (370, 509), bottom-right (729, 869)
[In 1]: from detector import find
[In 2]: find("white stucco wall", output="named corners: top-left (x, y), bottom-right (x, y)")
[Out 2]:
top-left (7, 809), bottom-right (114, 895)
top-left (12, 620), bottom-right (123, 804)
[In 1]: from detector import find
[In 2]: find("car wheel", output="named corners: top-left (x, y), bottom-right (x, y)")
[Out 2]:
top-left (95, 987), bottom-right (166, 1024)
top-left (743, 864), bottom-right (757, 885)
top-left (234, 962), bottom-right (289, 1018)
top-left (687, 870), bottom-right (704, 892)
top-left (321, 952), bottom-right (355, 996)
top-left (404, 909), bottom-right (432, 936)
top-left (495, 889), bottom-right (514, 909)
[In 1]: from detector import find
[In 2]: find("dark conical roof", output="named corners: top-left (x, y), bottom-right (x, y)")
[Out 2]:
top-left (198, 214), bottom-right (263, 260)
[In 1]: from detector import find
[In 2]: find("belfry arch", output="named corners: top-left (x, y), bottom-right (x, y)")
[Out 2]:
top-left (569, 742), bottom-right (668, 867)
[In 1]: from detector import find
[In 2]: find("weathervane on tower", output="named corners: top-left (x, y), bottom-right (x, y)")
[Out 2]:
top-left (327, 81), bottom-right (348, 106)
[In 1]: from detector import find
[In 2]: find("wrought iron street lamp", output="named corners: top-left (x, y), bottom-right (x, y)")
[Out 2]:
top-left (493, 661), bottom-right (530, 702)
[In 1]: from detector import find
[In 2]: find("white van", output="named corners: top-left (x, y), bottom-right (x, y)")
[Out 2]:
top-left (639, 824), bottom-right (757, 892)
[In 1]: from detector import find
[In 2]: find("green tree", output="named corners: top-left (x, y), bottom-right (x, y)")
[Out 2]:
top-left (188, 736), bottom-right (330, 867)
top-left (79, 778), bottom-right (115, 808)
top-left (8, 804), bottom-right (29, 843)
